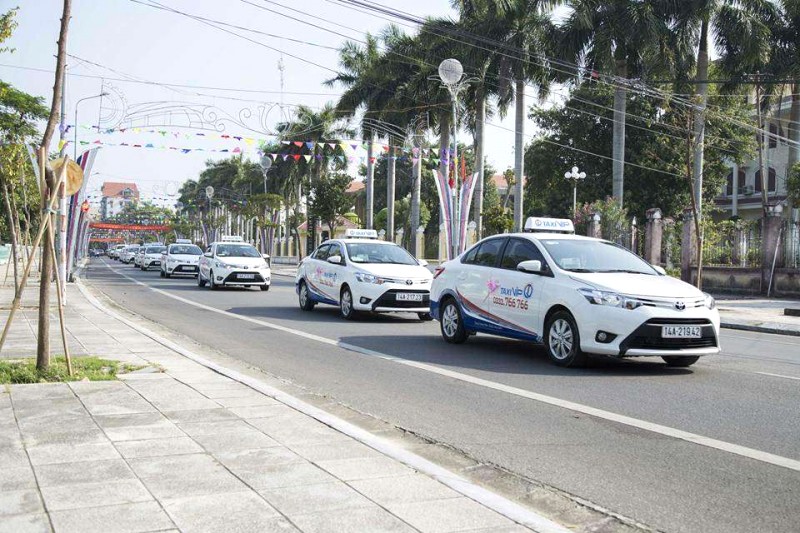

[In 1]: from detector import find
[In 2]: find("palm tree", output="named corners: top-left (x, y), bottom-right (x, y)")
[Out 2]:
top-left (560, 0), bottom-right (672, 206)
top-left (669, 0), bottom-right (773, 215)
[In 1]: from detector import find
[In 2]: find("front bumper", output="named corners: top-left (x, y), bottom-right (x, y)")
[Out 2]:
top-left (352, 286), bottom-right (431, 313)
top-left (143, 259), bottom-right (161, 269)
top-left (577, 304), bottom-right (721, 357)
top-left (166, 263), bottom-right (199, 274)
top-left (216, 269), bottom-right (271, 286)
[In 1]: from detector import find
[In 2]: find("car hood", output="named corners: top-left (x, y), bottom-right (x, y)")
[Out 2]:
top-left (216, 257), bottom-right (266, 267)
top-left (354, 263), bottom-right (432, 280)
top-left (568, 272), bottom-right (703, 299)
top-left (170, 254), bottom-right (201, 261)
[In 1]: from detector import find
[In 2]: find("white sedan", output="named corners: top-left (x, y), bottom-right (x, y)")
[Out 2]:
top-left (296, 229), bottom-right (433, 320)
top-left (430, 217), bottom-right (720, 368)
top-left (160, 241), bottom-right (202, 278)
top-left (198, 237), bottom-right (271, 291)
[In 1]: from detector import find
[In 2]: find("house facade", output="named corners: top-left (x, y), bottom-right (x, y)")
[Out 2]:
top-left (100, 182), bottom-right (140, 220)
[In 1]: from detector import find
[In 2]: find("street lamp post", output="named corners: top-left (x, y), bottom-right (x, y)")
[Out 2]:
top-left (564, 166), bottom-right (587, 219)
top-left (259, 155), bottom-right (272, 254)
top-left (74, 92), bottom-right (109, 161)
top-left (437, 58), bottom-right (466, 260)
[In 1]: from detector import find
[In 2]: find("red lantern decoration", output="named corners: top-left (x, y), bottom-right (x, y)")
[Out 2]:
top-left (81, 200), bottom-right (90, 213)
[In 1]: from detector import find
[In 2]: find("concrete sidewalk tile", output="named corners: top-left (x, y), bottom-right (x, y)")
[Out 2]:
top-left (10, 383), bottom-right (74, 401)
top-left (149, 398), bottom-right (221, 412)
top-left (161, 408), bottom-right (238, 424)
top-left (0, 466), bottom-right (38, 492)
top-left (464, 527), bottom-right (535, 532)
top-left (177, 419), bottom-right (253, 437)
top-left (20, 427), bottom-right (108, 448)
top-left (94, 412), bottom-right (166, 429)
top-left (216, 447), bottom-right (304, 478)
top-left (386, 497), bottom-right (514, 533)
top-left (316, 456), bottom-right (416, 482)
top-left (228, 404), bottom-right (295, 420)
top-left (0, 489), bottom-right (44, 516)
top-left (114, 437), bottom-right (204, 459)
top-left (260, 481), bottom-right (374, 517)
top-left (290, 506), bottom-right (416, 533)
top-left (214, 394), bottom-right (281, 408)
top-left (191, 427), bottom-right (281, 453)
top-left (349, 474), bottom-right (460, 505)
top-left (35, 459), bottom-right (135, 487)
top-left (0, 512), bottom-right (51, 533)
top-left (95, 413), bottom-right (184, 442)
top-left (162, 491), bottom-right (291, 533)
top-left (49, 501), bottom-right (174, 533)
top-left (248, 415), bottom-right (351, 446)
top-left (40, 479), bottom-right (152, 511)
top-left (117, 372), bottom-right (171, 381)
top-left (26, 441), bottom-right (121, 466)
top-left (13, 399), bottom-right (88, 421)
top-left (291, 441), bottom-right (381, 463)
top-left (128, 453), bottom-right (248, 499)
top-left (220, 455), bottom-right (337, 490)
top-left (184, 382), bottom-right (252, 395)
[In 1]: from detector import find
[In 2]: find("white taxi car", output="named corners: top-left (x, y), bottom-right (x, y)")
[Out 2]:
top-left (197, 236), bottom-right (271, 291)
top-left (118, 245), bottom-right (140, 264)
top-left (160, 240), bottom-right (203, 278)
top-left (139, 244), bottom-right (166, 271)
top-left (296, 229), bottom-right (433, 320)
top-left (430, 217), bottom-right (720, 368)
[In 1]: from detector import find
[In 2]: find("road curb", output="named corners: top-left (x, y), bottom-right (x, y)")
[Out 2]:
top-left (74, 273), bottom-right (571, 533)
top-left (721, 322), bottom-right (800, 337)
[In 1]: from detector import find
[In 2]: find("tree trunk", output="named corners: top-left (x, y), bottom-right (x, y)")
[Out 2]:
top-left (36, 0), bottom-right (72, 371)
top-left (612, 59), bottom-right (628, 204)
top-left (366, 136), bottom-right (375, 229)
top-left (386, 139), bottom-right (396, 241)
top-left (692, 20), bottom-right (709, 217)
top-left (1, 179), bottom-right (20, 295)
top-left (473, 89), bottom-right (486, 240)
top-left (513, 78), bottom-right (525, 232)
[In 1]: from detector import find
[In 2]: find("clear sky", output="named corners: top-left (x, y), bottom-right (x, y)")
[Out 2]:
top-left (2, 0), bottom-right (539, 206)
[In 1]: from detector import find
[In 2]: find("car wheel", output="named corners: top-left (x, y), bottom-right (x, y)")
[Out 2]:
top-left (260, 285), bottom-right (269, 291)
top-left (662, 356), bottom-right (700, 367)
top-left (164, 271), bottom-right (171, 279)
top-left (298, 281), bottom-right (315, 311)
top-left (197, 272), bottom-right (206, 287)
top-left (440, 299), bottom-right (467, 344)
top-left (208, 271), bottom-right (218, 290)
top-left (418, 312), bottom-right (433, 321)
top-left (340, 286), bottom-right (356, 320)
top-left (545, 310), bottom-right (587, 367)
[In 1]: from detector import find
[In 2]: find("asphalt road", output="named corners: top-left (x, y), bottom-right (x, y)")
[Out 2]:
top-left (85, 258), bottom-right (800, 533)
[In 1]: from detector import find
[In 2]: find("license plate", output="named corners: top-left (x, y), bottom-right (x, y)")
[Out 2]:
top-left (396, 293), bottom-right (423, 302)
top-left (238, 273), bottom-right (255, 279)
top-left (662, 326), bottom-right (701, 338)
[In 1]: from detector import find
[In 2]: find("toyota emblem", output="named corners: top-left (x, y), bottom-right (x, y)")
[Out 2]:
top-left (405, 279), bottom-right (413, 285)
top-left (675, 301), bottom-right (686, 311)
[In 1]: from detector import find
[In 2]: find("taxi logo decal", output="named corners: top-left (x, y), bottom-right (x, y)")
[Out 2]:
top-left (314, 267), bottom-right (338, 287)
top-left (457, 289), bottom-right (538, 337)
top-left (485, 280), bottom-right (534, 310)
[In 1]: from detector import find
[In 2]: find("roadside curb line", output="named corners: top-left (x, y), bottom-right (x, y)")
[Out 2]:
top-left (721, 322), bottom-right (800, 337)
top-left (74, 276), bottom-right (571, 533)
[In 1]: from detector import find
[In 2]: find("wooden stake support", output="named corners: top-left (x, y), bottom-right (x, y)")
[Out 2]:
top-left (46, 211), bottom-right (72, 376)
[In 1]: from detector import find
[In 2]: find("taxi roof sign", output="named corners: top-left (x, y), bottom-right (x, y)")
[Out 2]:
top-left (344, 229), bottom-right (378, 239)
top-left (524, 217), bottom-right (575, 234)
top-left (220, 235), bottom-right (244, 242)
top-left (174, 239), bottom-right (192, 244)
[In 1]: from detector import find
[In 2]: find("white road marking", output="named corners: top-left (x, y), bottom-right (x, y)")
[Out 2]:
top-left (100, 262), bottom-right (800, 473)
top-left (755, 372), bottom-right (800, 381)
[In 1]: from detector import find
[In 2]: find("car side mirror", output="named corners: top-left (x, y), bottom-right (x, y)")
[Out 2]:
top-left (517, 260), bottom-right (543, 274)
top-left (418, 259), bottom-right (429, 267)
top-left (327, 255), bottom-right (343, 265)
top-left (204, 252), bottom-right (212, 258)
top-left (652, 264), bottom-right (667, 276)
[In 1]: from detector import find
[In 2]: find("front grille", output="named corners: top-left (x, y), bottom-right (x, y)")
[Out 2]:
top-left (620, 318), bottom-right (717, 354)
top-left (372, 290), bottom-right (430, 309)
top-left (174, 265), bottom-right (198, 272)
top-left (224, 272), bottom-right (265, 283)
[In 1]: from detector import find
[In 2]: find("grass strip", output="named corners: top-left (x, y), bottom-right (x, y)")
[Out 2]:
top-left (0, 356), bottom-right (145, 384)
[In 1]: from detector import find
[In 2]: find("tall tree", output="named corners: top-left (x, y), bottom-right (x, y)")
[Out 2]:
top-left (560, 0), bottom-right (672, 207)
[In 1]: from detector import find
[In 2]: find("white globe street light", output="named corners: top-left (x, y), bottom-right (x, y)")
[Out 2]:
top-left (438, 58), bottom-right (464, 85)
top-left (437, 58), bottom-right (466, 260)
top-left (564, 166), bottom-right (587, 218)
top-left (205, 186), bottom-right (214, 199)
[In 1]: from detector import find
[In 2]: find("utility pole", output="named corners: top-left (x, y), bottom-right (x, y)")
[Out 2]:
top-left (57, 67), bottom-right (68, 304)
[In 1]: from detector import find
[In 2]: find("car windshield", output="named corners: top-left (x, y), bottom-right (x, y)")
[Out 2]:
top-left (170, 245), bottom-right (202, 255)
top-left (345, 242), bottom-right (418, 265)
top-left (538, 239), bottom-right (656, 275)
top-left (216, 244), bottom-right (260, 258)
top-left (146, 246), bottom-right (165, 254)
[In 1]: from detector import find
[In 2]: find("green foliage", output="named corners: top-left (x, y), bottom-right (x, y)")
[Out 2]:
top-left (0, 8), bottom-right (18, 54)
top-left (0, 143), bottom-right (40, 242)
top-left (310, 173), bottom-right (354, 234)
top-left (111, 202), bottom-right (173, 225)
top-left (0, 357), bottom-right (146, 384)
top-left (788, 162), bottom-right (800, 208)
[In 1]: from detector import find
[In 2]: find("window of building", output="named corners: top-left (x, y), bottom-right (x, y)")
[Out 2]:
top-left (754, 168), bottom-right (777, 193)
top-left (725, 169), bottom-right (747, 196)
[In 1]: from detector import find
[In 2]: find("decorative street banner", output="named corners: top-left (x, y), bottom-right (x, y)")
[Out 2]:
top-left (89, 222), bottom-right (172, 231)
top-left (67, 148), bottom-right (99, 275)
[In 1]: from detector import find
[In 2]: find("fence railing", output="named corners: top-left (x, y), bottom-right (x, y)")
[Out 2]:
top-left (704, 221), bottom-right (762, 268)
top-left (784, 220), bottom-right (800, 269)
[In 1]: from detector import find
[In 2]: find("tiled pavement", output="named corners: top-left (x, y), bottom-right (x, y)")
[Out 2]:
top-left (0, 283), bottom-right (550, 533)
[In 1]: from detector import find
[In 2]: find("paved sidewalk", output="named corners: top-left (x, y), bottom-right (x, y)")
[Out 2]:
top-left (0, 284), bottom-right (555, 533)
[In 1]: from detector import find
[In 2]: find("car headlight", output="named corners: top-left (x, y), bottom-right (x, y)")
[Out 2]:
top-left (355, 272), bottom-right (384, 284)
top-left (578, 288), bottom-right (642, 310)
top-left (260, 261), bottom-right (269, 269)
top-left (703, 292), bottom-right (716, 310)
top-left (214, 261), bottom-right (225, 269)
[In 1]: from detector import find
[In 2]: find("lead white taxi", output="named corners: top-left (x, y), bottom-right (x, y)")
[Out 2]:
top-left (160, 239), bottom-right (203, 278)
top-left (296, 229), bottom-right (433, 320)
top-left (430, 217), bottom-right (720, 368)
top-left (197, 236), bottom-right (271, 291)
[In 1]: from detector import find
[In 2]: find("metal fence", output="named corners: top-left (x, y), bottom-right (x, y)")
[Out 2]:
top-left (704, 220), bottom-right (762, 268)
top-left (785, 219), bottom-right (800, 269)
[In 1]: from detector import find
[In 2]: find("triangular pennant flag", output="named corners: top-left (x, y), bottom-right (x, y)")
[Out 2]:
top-left (232, 147), bottom-right (241, 153)
top-left (293, 154), bottom-right (301, 161)
top-left (221, 134), bottom-right (230, 139)
top-left (340, 142), bottom-right (349, 151)
top-left (281, 140), bottom-right (290, 145)
top-left (350, 143), bottom-right (359, 151)
top-left (328, 143), bottom-right (337, 150)
top-left (282, 154), bottom-right (290, 161)
top-left (293, 141), bottom-right (303, 148)
top-left (181, 149), bottom-right (191, 154)
top-left (58, 139), bottom-right (67, 150)
top-left (303, 155), bottom-right (312, 162)
top-left (305, 142), bottom-right (315, 150)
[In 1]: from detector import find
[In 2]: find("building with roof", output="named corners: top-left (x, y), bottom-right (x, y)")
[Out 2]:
top-left (100, 182), bottom-right (139, 220)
